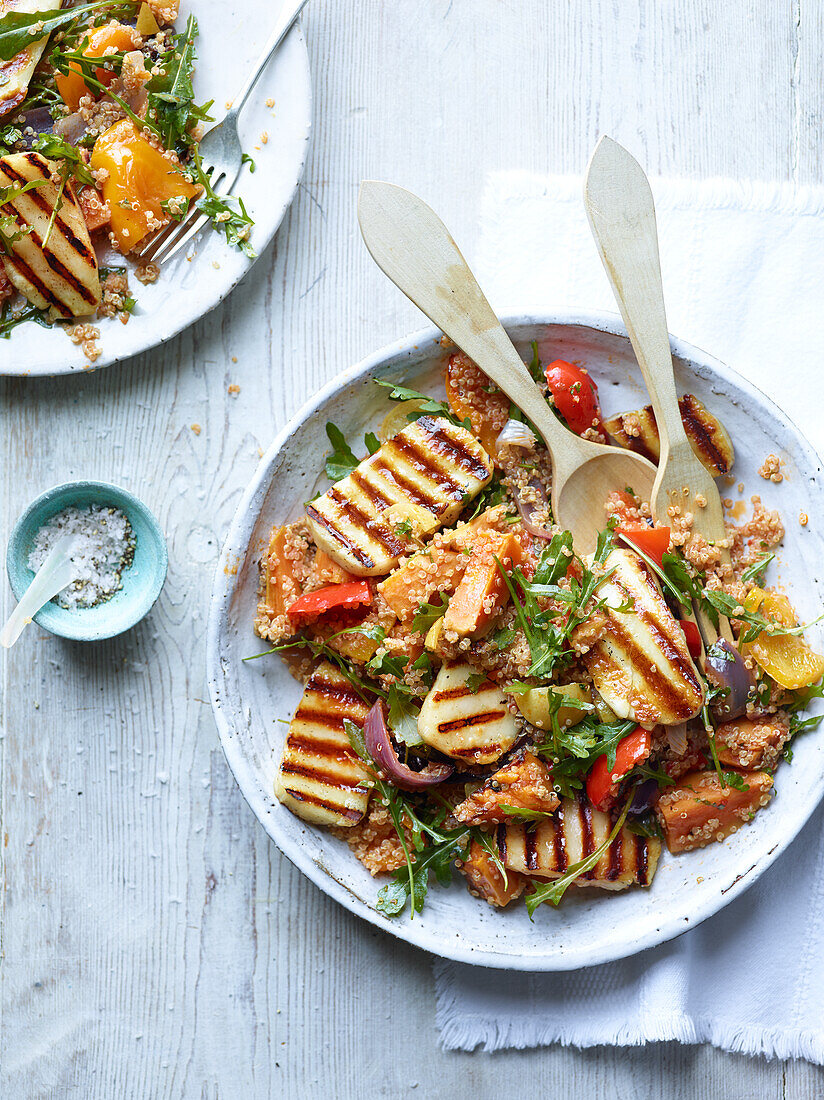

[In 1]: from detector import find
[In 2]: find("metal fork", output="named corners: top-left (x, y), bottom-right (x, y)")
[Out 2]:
top-left (135, 0), bottom-right (311, 267)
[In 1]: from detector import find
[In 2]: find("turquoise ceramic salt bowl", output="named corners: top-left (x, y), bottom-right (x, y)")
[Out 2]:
top-left (6, 481), bottom-right (168, 642)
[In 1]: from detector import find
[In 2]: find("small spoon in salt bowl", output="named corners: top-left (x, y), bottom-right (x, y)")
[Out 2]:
top-left (357, 181), bottom-right (656, 553)
top-left (1, 534), bottom-right (79, 648)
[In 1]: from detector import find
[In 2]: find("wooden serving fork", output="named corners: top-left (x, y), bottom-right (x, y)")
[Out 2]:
top-left (584, 136), bottom-right (734, 647)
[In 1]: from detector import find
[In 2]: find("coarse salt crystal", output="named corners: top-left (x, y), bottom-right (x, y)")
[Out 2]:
top-left (28, 504), bottom-right (135, 610)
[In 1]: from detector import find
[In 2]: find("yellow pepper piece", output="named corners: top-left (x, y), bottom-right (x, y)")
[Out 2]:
top-left (741, 587), bottom-right (824, 690)
top-left (55, 22), bottom-right (140, 111)
top-left (90, 120), bottom-right (199, 252)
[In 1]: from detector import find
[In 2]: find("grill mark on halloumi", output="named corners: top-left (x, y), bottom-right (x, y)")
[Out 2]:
top-left (306, 415), bottom-right (492, 576)
top-left (4, 250), bottom-right (66, 314)
top-left (496, 822), bottom-right (507, 862)
top-left (286, 733), bottom-right (354, 758)
top-left (502, 797), bottom-right (661, 890)
top-left (432, 681), bottom-right (489, 703)
top-left (0, 152), bottom-right (100, 317)
top-left (349, 469), bottom-right (394, 510)
top-left (394, 432), bottom-right (465, 496)
top-left (274, 661), bottom-right (373, 827)
top-left (636, 835), bottom-right (650, 885)
top-left (581, 549), bottom-right (704, 725)
top-left (417, 661), bottom-right (518, 763)
top-left (417, 417), bottom-right (491, 480)
top-left (603, 394), bottom-right (733, 477)
top-left (327, 488), bottom-right (406, 556)
top-left (384, 436), bottom-right (464, 507)
top-left (282, 787), bottom-right (363, 823)
top-left (16, 226), bottom-right (97, 308)
top-left (373, 447), bottom-right (447, 512)
top-left (609, 565), bottom-right (703, 703)
top-left (305, 507), bottom-right (375, 570)
top-left (4, 158), bottom-right (97, 273)
top-left (436, 710), bottom-right (506, 733)
top-left (279, 761), bottom-right (365, 793)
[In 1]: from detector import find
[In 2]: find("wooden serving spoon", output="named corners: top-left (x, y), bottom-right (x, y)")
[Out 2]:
top-left (357, 180), bottom-right (655, 553)
top-left (584, 135), bottom-right (734, 643)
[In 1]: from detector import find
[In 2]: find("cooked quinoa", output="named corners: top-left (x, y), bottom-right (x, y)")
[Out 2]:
top-left (256, 348), bottom-right (824, 919)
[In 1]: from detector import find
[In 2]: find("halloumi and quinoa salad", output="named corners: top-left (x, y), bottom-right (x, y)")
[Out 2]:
top-left (251, 346), bottom-right (824, 919)
top-left (0, 0), bottom-right (254, 359)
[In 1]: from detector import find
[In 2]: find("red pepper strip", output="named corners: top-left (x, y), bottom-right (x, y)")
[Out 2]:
top-left (287, 580), bottom-right (372, 623)
top-left (586, 726), bottom-right (652, 809)
top-left (679, 619), bottom-right (703, 659)
top-left (617, 524), bottom-right (671, 569)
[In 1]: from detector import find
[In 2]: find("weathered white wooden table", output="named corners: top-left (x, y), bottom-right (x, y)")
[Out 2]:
top-left (3, 2), bottom-right (824, 1096)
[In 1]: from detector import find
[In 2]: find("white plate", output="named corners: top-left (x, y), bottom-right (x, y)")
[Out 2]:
top-left (2, 0), bottom-right (311, 377)
top-left (207, 313), bottom-right (824, 970)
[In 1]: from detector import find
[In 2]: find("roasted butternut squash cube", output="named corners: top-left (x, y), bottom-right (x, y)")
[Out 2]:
top-left (453, 750), bottom-right (559, 826)
top-left (460, 839), bottom-right (526, 908)
top-left (716, 716), bottom-right (789, 771)
top-left (378, 505), bottom-right (509, 621)
top-left (655, 770), bottom-right (773, 853)
top-left (442, 530), bottom-right (525, 638)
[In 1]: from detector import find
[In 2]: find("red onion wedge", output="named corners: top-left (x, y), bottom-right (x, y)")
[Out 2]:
top-left (362, 700), bottom-right (453, 790)
top-left (704, 638), bottom-right (753, 721)
top-left (628, 777), bottom-right (659, 815)
top-left (512, 475), bottom-right (555, 541)
top-left (495, 420), bottom-right (555, 540)
top-left (52, 111), bottom-right (87, 146)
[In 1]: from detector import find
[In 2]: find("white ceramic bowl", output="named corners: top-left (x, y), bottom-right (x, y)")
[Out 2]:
top-left (207, 312), bottom-right (824, 970)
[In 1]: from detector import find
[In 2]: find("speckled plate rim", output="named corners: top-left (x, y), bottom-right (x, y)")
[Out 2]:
top-left (7, 479), bottom-right (168, 640)
top-left (207, 310), bottom-right (824, 971)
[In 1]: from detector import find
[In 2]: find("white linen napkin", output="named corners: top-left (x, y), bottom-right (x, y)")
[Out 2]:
top-left (434, 172), bottom-right (824, 1059)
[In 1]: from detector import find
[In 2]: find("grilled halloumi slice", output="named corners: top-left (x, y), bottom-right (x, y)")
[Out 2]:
top-left (500, 795), bottom-right (661, 890)
top-left (603, 394), bottom-right (734, 478)
top-left (306, 415), bottom-right (493, 576)
top-left (580, 548), bottom-right (704, 726)
top-left (0, 0), bottom-right (61, 119)
top-left (274, 661), bottom-right (372, 827)
top-left (417, 661), bottom-right (518, 764)
top-left (0, 152), bottom-right (101, 318)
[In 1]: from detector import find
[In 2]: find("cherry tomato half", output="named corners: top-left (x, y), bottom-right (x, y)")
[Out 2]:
top-left (544, 359), bottom-right (603, 435)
